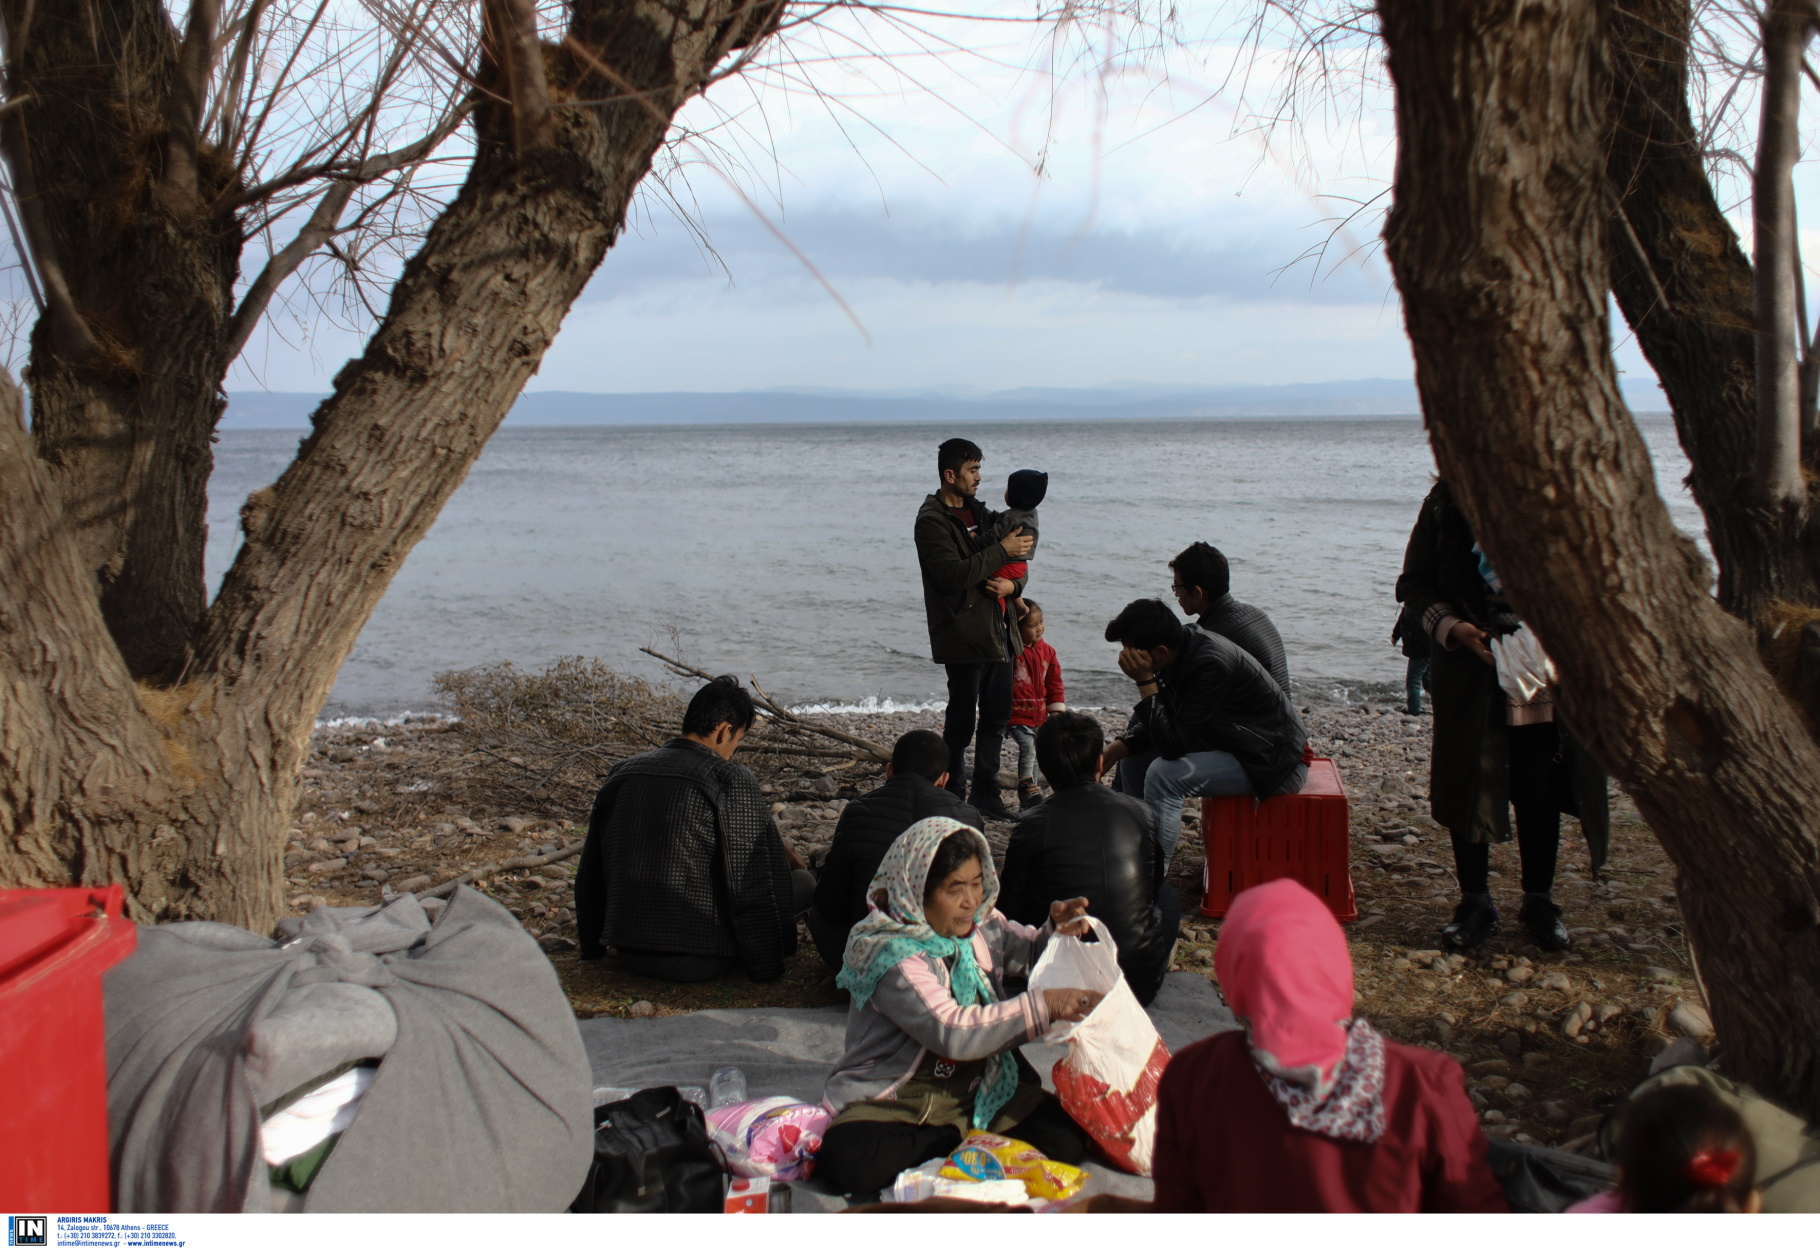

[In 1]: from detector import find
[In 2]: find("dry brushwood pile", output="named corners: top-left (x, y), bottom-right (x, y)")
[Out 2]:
top-left (280, 657), bottom-right (1713, 1154)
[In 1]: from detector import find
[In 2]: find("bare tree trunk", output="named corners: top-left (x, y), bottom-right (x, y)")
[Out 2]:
top-left (1752, 0), bottom-right (1810, 509)
top-left (0, 0), bottom-right (783, 931)
top-left (1379, 0), bottom-right (1820, 1118)
top-left (1604, 0), bottom-right (1820, 619)
top-left (3, 0), bottom-right (240, 679)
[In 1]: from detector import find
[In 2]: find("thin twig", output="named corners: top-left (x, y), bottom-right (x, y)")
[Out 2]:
top-left (636, 646), bottom-right (891, 761)
top-left (415, 838), bottom-right (584, 900)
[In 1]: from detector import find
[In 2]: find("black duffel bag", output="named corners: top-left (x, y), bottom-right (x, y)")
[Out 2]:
top-left (571, 1086), bottom-right (725, 1213)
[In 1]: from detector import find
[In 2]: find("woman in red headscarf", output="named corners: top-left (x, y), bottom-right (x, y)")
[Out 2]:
top-left (1151, 878), bottom-right (1506, 1212)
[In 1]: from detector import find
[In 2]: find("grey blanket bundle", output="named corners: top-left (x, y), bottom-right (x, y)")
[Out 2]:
top-left (104, 888), bottom-right (593, 1213)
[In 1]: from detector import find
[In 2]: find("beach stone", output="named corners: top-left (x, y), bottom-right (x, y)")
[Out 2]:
top-left (1505, 966), bottom-right (1535, 984)
top-left (395, 875), bottom-right (433, 893)
top-left (1504, 1082), bottom-right (1532, 1103)
top-left (1642, 966), bottom-right (1676, 982)
top-left (1498, 1031), bottom-right (1523, 1058)
top-left (1668, 1000), bottom-right (1714, 1041)
top-left (1539, 972), bottom-right (1572, 993)
top-left (1562, 1002), bottom-right (1594, 1038)
top-left (1500, 991), bottom-right (1530, 1009)
top-left (1469, 1058), bottom-right (1512, 1074)
top-left (1481, 1075), bottom-right (1511, 1091)
top-left (360, 867), bottom-right (389, 883)
top-left (1482, 1110), bottom-right (1507, 1125)
top-left (629, 1001), bottom-right (657, 1018)
top-left (1521, 1052), bottom-right (1549, 1069)
top-left (502, 816), bottom-right (533, 834)
top-left (537, 934), bottom-right (575, 953)
top-left (1593, 1004), bottom-right (1624, 1026)
top-left (811, 775), bottom-right (840, 796)
top-left (307, 857), bottom-right (346, 875)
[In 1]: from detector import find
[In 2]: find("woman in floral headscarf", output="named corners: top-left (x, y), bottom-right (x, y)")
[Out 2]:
top-left (816, 816), bottom-right (1101, 1195)
top-left (1151, 878), bottom-right (1506, 1212)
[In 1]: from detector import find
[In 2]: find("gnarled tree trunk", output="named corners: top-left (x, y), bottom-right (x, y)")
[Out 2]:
top-left (0, 0), bottom-right (781, 931)
top-left (1605, 0), bottom-right (1820, 620)
top-left (1378, 0), bottom-right (1820, 1118)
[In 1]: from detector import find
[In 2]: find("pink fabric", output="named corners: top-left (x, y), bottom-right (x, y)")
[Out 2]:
top-left (1215, 878), bottom-right (1353, 1082)
top-left (1565, 1190), bottom-right (1624, 1213)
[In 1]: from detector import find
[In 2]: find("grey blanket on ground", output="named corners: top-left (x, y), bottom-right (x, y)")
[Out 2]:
top-left (104, 888), bottom-right (594, 1213)
top-left (576, 971), bottom-right (1238, 1208)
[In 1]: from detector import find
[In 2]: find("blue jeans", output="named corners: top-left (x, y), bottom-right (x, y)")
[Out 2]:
top-left (1007, 724), bottom-right (1038, 781)
top-left (1120, 751), bottom-right (1309, 870)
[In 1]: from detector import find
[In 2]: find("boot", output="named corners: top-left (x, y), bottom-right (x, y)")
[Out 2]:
top-left (970, 782), bottom-right (1015, 823)
top-left (1440, 893), bottom-right (1500, 951)
top-left (1018, 778), bottom-right (1044, 812)
top-left (1518, 891), bottom-right (1571, 952)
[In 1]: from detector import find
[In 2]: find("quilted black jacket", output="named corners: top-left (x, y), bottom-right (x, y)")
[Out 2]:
top-left (1197, 593), bottom-right (1291, 694)
top-left (575, 738), bottom-right (796, 980)
top-left (812, 773), bottom-right (983, 932)
top-left (998, 781), bottom-right (1172, 1004)
top-left (1119, 625), bottom-right (1308, 797)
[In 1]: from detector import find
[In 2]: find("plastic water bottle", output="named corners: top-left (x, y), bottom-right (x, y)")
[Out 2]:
top-left (591, 1086), bottom-right (635, 1107)
top-left (709, 1066), bottom-right (747, 1109)
top-left (676, 1086), bottom-right (707, 1108)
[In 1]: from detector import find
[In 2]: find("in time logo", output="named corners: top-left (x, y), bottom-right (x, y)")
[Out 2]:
top-left (7, 1217), bottom-right (46, 1247)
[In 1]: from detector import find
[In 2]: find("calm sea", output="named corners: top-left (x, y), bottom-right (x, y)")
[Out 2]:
top-left (206, 416), bottom-right (1701, 718)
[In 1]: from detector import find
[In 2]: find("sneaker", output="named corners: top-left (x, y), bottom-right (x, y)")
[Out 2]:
top-left (1440, 894), bottom-right (1500, 951)
top-left (970, 788), bottom-right (1016, 822)
top-left (1017, 779), bottom-right (1044, 812)
top-left (1517, 892), bottom-right (1571, 952)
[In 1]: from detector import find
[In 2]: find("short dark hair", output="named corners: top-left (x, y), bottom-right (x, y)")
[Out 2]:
top-left (938, 438), bottom-right (983, 480)
top-left (681, 675), bottom-right (757, 736)
top-left (1020, 599), bottom-right (1042, 617)
top-left (924, 829), bottom-right (982, 902)
top-left (1104, 598), bottom-right (1186, 652)
top-left (891, 729), bottom-right (951, 783)
top-left (1170, 541), bottom-right (1230, 599)
top-left (1617, 1084), bottom-right (1758, 1213)
top-left (1035, 712), bottom-right (1104, 788)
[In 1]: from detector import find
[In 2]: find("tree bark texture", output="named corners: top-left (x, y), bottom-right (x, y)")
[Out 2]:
top-left (1605, 0), bottom-right (1820, 618)
top-left (1379, 0), bottom-right (1820, 1118)
top-left (5, 0), bottom-right (242, 679)
top-left (0, 0), bottom-right (783, 930)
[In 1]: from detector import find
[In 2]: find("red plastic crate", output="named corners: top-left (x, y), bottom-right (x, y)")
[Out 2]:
top-left (1199, 758), bottom-right (1356, 922)
top-left (0, 885), bottom-right (138, 1212)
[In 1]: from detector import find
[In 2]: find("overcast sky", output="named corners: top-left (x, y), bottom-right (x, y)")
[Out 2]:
top-left (225, 4), bottom-right (1689, 397)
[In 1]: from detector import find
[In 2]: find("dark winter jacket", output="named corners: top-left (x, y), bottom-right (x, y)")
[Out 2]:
top-left (1395, 484), bottom-right (1609, 862)
top-left (576, 738), bottom-right (796, 980)
top-left (1196, 593), bottom-right (1291, 694)
top-left (1119, 625), bottom-right (1308, 798)
top-left (812, 773), bottom-right (983, 934)
top-left (914, 492), bottom-right (1027, 664)
top-left (999, 781), bottom-right (1173, 1005)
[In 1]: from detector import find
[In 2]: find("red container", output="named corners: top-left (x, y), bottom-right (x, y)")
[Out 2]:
top-left (0, 885), bottom-right (137, 1212)
top-left (1199, 758), bottom-right (1357, 922)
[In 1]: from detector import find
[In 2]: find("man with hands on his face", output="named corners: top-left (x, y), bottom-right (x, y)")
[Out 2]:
top-left (1100, 599), bottom-right (1309, 881)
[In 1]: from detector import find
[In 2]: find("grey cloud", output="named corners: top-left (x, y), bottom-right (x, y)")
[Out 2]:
top-left (589, 206), bottom-right (1391, 304)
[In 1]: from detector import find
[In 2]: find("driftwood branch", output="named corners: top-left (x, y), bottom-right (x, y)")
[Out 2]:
top-left (637, 646), bottom-right (891, 762)
top-left (413, 837), bottom-right (583, 900)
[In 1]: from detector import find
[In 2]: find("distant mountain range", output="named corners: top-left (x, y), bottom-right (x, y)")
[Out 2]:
top-left (220, 377), bottom-right (1671, 429)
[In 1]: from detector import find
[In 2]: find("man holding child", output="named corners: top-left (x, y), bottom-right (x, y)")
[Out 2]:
top-left (913, 437), bottom-right (1035, 821)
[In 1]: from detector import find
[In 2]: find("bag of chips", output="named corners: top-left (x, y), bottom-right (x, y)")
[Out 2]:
top-left (704, 1096), bottom-right (830, 1180)
top-left (939, 1131), bottom-right (1088, 1201)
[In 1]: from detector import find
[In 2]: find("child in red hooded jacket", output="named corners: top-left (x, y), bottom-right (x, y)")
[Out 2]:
top-left (1007, 601), bottom-right (1065, 812)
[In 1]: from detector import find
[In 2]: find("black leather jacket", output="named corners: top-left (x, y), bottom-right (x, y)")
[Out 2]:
top-left (1120, 625), bottom-right (1308, 797)
top-left (813, 774), bottom-right (983, 931)
top-left (998, 782), bottom-right (1172, 1005)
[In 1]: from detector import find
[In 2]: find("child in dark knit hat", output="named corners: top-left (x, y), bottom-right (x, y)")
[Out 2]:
top-left (987, 470), bottom-right (1047, 609)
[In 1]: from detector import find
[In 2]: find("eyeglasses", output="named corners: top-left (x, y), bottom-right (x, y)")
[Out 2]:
top-left (1170, 583), bottom-right (1190, 592)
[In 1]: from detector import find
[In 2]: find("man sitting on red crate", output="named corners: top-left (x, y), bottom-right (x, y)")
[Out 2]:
top-left (1100, 599), bottom-right (1309, 878)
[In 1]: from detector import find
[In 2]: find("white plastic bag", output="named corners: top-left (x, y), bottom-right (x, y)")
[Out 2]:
top-left (1027, 916), bottom-right (1169, 1175)
top-left (1490, 626), bottom-right (1556, 704)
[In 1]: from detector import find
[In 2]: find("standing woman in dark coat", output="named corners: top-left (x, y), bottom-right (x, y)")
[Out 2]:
top-left (1395, 482), bottom-right (1609, 951)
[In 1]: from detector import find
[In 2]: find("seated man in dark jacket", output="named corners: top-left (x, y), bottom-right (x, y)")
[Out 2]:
top-left (805, 729), bottom-right (982, 970)
top-left (576, 676), bottom-right (815, 983)
top-left (1102, 599), bottom-right (1309, 874)
top-left (999, 712), bottom-right (1178, 1005)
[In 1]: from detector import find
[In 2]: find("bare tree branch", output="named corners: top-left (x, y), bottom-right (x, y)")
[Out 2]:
top-left (1751, 0), bottom-right (1808, 506)
top-left (163, 0), bottom-right (224, 211)
top-left (483, 0), bottom-right (552, 151)
top-left (226, 181), bottom-right (356, 360)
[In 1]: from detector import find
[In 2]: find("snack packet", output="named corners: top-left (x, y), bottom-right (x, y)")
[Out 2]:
top-left (939, 1130), bottom-right (1088, 1201)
